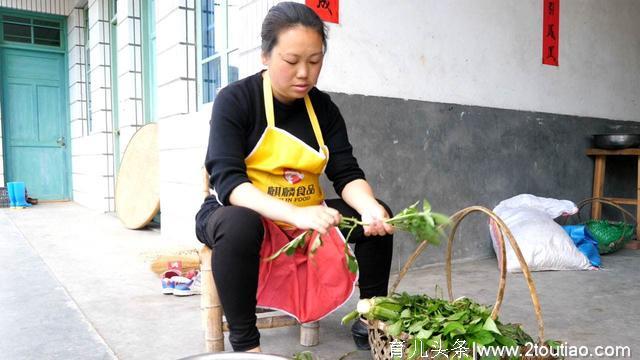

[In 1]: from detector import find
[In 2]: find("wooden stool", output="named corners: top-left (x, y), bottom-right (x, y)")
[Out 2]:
top-left (199, 246), bottom-right (320, 351)
top-left (587, 148), bottom-right (640, 241)
top-left (199, 169), bottom-right (320, 352)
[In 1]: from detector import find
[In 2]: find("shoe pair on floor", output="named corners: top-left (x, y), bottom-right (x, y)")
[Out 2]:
top-left (162, 270), bottom-right (201, 296)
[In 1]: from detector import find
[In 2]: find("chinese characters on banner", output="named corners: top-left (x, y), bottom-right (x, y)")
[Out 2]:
top-left (306, 0), bottom-right (339, 24)
top-left (543, 0), bottom-right (560, 66)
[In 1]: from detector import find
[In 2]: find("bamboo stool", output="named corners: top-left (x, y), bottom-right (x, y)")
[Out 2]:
top-left (200, 169), bottom-right (320, 352)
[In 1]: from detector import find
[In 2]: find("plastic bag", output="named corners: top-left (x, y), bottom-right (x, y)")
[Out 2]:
top-left (562, 225), bottom-right (601, 267)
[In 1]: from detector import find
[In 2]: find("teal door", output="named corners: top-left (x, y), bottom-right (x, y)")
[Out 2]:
top-left (1, 48), bottom-right (70, 200)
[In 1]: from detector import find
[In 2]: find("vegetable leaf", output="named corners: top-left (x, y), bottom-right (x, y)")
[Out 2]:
top-left (388, 319), bottom-right (403, 336)
top-left (482, 317), bottom-right (502, 335)
top-left (416, 328), bottom-right (433, 340)
top-left (346, 253), bottom-right (358, 274)
top-left (466, 330), bottom-right (495, 346)
top-left (443, 321), bottom-right (466, 336)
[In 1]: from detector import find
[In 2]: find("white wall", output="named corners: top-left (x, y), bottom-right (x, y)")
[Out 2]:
top-left (317, 0), bottom-right (640, 122)
top-left (234, 0), bottom-right (289, 79)
top-left (67, 0), bottom-right (117, 211)
top-left (114, 0), bottom-right (145, 157)
top-left (233, 0), bottom-right (276, 79)
top-left (158, 107), bottom-right (211, 247)
top-left (156, 0), bottom-right (197, 120)
top-left (156, 0), bottom-right (278, 245)
top-left (156, 0), bottom-right (203, 245)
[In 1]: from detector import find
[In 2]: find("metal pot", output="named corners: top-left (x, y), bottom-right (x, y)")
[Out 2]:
top-left (592, 134), bottom-right (640, 149)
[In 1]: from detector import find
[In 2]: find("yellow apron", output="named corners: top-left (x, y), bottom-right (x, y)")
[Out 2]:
top-left (245, 72), bottom-right (328, 217)
top-left (250, 72), bottom-right (357, 323)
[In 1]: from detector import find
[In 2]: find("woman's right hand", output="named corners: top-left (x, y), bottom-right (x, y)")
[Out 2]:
top-left (290, 205), bottom-right (341, 235)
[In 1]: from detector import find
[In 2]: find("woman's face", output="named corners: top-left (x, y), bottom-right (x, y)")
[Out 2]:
top-left (262, 25), bottom-right (324, 104)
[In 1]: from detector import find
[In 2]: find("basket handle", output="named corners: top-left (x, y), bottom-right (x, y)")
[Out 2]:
top-left (568, 197), bottom-right (637, 225)
top-left (389, 241), bottom-right (429, 294)
top-left (389, 206), bottom-right (545, 343)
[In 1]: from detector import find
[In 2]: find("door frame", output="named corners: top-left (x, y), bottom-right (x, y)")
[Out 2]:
top-left (0, 8), bottom-right (72, 199)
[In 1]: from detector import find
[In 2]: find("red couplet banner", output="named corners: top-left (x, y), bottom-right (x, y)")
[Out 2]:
top-left (305, 0), bottom-right (339, 24)
top-left (543, 0), bottom-right (560, 66)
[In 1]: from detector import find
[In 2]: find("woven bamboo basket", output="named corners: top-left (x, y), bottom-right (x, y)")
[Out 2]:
top-left (367, 206), bottom-right (552, 360)
top-left (562, 197), bottom-right (637, 253)
top-left (564, 197), bottom-right (636, 226)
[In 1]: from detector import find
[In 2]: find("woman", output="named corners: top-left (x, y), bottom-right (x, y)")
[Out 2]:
top-left (195, 2), bottom-right (393, 352)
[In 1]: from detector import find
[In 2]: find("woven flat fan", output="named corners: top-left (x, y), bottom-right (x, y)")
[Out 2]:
top-left (115, 123), bottom-right (160, 229)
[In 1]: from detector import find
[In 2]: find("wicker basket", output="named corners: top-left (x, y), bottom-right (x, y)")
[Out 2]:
top-left (367, 206), bottom-right (549, 360)
top-left (563, 197), bottom-right (636, 254)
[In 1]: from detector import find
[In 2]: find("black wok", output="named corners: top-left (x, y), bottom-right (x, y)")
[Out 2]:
top-left (592, 134), bottom-right (640, 149)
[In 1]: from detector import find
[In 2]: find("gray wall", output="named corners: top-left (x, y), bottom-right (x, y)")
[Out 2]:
top-left (325, 93), bottom-right (640, 273)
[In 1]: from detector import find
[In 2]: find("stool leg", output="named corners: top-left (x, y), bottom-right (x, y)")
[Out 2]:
top-left (300, 321), bottom-right (319, 347)
top-left (200, 246), bottom-right (224, 352)
top-left (592, 155), bottom-right (605, 219)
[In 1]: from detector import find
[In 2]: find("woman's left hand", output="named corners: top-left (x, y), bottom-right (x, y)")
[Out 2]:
top-left (361, 203), bottom-right (394, 237)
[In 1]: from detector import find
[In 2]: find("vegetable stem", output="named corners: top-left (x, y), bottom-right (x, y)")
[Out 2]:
top-left (265, 199), bottom-right (450, 274)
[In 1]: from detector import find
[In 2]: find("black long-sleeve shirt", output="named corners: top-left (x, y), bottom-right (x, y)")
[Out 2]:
top-left (196, 71), bottom-right (365, 230)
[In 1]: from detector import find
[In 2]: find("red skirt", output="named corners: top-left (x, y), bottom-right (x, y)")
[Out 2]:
top-left (257, 218), bottom-right (358, 323)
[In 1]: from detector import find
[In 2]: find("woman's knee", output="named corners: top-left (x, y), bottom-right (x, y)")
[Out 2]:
top-left (206, 206), bottom-right (265, 248)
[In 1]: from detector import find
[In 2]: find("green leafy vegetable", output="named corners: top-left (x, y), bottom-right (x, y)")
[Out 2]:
top-left (482, 317), bottom-right (502, 335)
top-left (264, 231), bottom-right (309, 261)
top-left (343, 292), bottom-right (559, 358)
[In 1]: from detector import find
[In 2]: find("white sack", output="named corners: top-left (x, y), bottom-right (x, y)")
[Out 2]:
top-left (490, 194), bottom-right (591, 272)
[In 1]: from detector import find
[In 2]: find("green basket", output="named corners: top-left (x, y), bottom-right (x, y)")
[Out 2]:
top-left (563, 198), bottom-right (637, 255)
top-left (586, 219), bottom-right (635, 254)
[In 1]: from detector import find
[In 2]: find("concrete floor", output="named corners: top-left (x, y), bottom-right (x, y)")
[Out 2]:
top-left (1, 202), bottom-right (638, 360)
